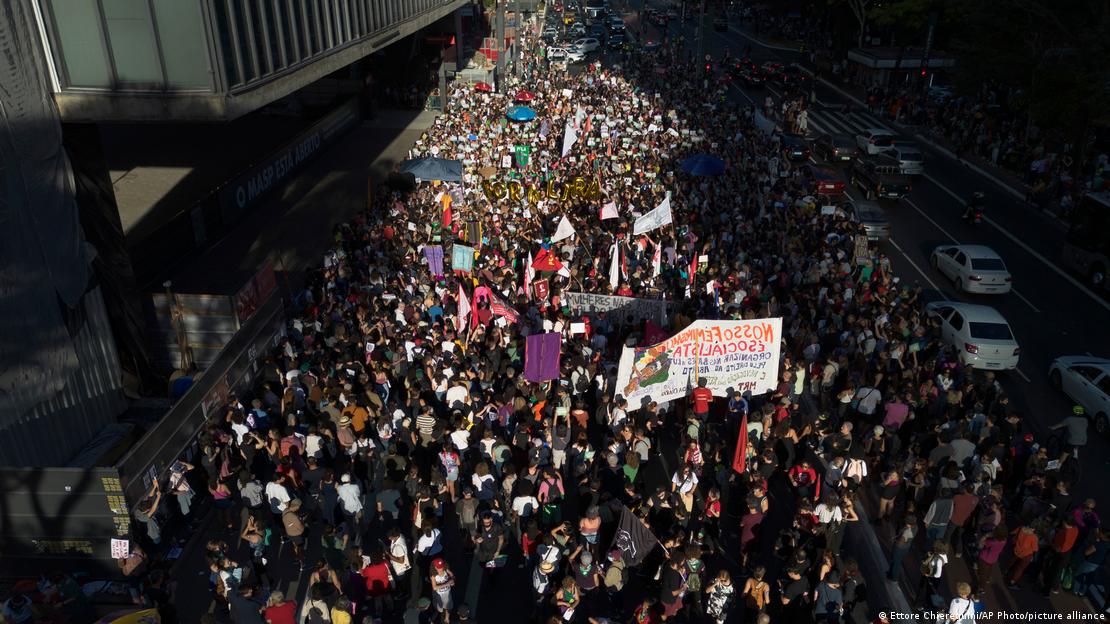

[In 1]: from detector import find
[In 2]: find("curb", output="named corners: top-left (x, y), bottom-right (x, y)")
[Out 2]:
top-left (726, 26), bottom-right (801, 53)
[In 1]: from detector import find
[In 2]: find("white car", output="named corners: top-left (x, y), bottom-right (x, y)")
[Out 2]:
top-left (855, 128), bottom-right (895, 155)
top-left (925, 301), bottom-right (1020, 370)
top-left (547, 45), bottom-right (569, 61)
top-left (573, 37), bottom-right (600, 52)
top-left (566, 48), bottom-right (588, 63)
top-left (883, 145), bottom-right (925, 175)
top-left (930, 245), bottom-right (1012, 294)
top-left (1049, 356), bottom-right (1110, 436)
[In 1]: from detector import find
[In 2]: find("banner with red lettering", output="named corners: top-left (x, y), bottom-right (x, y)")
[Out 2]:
top-left (615, 318), bottom-right (782, 406)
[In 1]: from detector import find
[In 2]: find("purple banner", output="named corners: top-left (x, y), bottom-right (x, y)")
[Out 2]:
top-left (424, 245), bottom-right (444, 277)
top-left (524, 332), bottom-right (562, 383)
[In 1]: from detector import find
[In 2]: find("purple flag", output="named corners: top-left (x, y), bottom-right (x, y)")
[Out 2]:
top-left (424, 245), bottom-right (444, 277)
top-left (524, 332), bottom-right (562, 383)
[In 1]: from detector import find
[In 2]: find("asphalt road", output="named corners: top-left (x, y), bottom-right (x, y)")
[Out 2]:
top-left (645, 2), bottom-right (1110, 614)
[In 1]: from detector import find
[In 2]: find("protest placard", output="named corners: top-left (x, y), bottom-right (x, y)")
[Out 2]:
top-left (615, 318), bottom-right (783, 406)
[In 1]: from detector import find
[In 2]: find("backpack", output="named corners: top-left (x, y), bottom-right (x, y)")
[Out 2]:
top-left (574, 369), bottom-right (590, 394)
top-left (920, 553), bottom-right (938, 577)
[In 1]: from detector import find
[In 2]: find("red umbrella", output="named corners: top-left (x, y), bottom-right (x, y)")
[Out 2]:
top-left (474, 82), bottom-right (493, 92)
top-left (514, 89), bottom-right (536, 102)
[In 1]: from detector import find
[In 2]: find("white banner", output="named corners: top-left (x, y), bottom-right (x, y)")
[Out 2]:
top-left (616, 318), bottom-right (782, 406)
top-left (561, 291), bottom-right (675, 326)
top-left (633, 193), bottom-right (672, 235)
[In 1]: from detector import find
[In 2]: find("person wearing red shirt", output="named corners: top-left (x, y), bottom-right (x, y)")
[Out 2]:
top-left (690, 378), bottom-right (713, 419)
top-left (789, 461), bottom-right (818, 500)
top-left (263, 591), bottom-right (297, 624)
top-left (361, 552), bottom-right (393, 597)
top-left (1041, 516), bottom-right (1079, 595)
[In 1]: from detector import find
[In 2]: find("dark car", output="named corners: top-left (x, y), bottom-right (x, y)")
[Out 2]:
top-left (777, 65), bottom-right (809, 89)
top-left (590, 23), bottom-right (608, 40)
top-left (813, 133), bottom-right (859, 162)
top-left (804, 164), bottom-right (846, 196)
top-left (607, 32), bottom-right (626, 49)
top-left (760, 61), bottom-right (784, 78)
top-left (781, 134), bottom-right (811, 162)
top-left (729, 61), bottom-right (764, 87)
top-left (846, 199), bottom-right (891, 241)
top-left (850, 154), bottom-right (913, 200)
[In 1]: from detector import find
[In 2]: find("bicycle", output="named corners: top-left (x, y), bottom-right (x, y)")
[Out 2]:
top-left (1043, 433), bottom-right (1083, 487)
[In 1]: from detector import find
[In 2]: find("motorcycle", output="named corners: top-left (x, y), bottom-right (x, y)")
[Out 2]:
top-left (963, 191), bottom-right (986, 225)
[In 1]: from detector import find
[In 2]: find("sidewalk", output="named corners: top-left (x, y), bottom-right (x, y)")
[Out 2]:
top-left (731, 25), bottom-right (1071, 220)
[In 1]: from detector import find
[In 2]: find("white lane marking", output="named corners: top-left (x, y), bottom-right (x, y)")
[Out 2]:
top-left (725, 25), bottom-right (801, 51)
top-left (728, 82), bottom-right (755, 106)
top-left (902, 197), bottom-right (1042, 313)
top-left (923, 173), bottom-right (1110, 313)
top-left (888, 237), bottom-right (945, 293)
top-left (1016, 368), bottom-right (1031, 382)
top-left (902, 197), bottom-right (960, 243)
top-left (1012, 290), bottom-right (1043, 314)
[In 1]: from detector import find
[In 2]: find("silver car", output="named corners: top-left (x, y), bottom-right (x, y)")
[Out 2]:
top-left (1049, 356), bottom-right (1110, 436)
top-left (884, 145), bottom-right (925, 175)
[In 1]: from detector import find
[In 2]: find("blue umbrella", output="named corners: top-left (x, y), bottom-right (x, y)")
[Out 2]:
top-left (681, 154), bottom-right (726, 176)
top-left (398, 157), bottom-right (463, 182)
top-left (506, 106), bottom-right (537, 122)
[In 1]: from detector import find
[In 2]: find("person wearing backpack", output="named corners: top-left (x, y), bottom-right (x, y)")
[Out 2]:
top-left (918, 542), bottom-right (948, 609)
top-left (682, 544), bottom-right (706, 620)
top-left (603, 548), bottom-right (629, 617)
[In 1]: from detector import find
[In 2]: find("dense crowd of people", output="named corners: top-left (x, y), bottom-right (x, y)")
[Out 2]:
top-left (90, 11), bottom-right (1110, 624)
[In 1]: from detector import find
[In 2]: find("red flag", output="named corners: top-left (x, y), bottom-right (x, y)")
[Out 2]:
top-left (532, 248), bottom-right (564, 272)
top-left (442, 203), bottom-right (452, 228)
top-left (732, 414), bottom-right (748, 474)
top-left (688, 251), bottom-right (699, 285)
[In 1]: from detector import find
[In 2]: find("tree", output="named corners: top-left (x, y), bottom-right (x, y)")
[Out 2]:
top-left (843, 0), bottom-right (873, 48)
top-left (952, 0), bottom-right (1110, 178)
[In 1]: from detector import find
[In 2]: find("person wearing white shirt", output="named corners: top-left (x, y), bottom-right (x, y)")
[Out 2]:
top-left (853, 386), bottom-right (882, 416)
top-left (671, 466), bottom-right (699, 513)
top-left (947, 582), bottom-right (976, 623)
top-left (337, 474), bottom-right (363, 516)
top-left (265, 478), bottom-right (291, 515)
top-left (450, 427), bottom-right (471, 452)
top-left (445, 383), bottom-right (468, 409)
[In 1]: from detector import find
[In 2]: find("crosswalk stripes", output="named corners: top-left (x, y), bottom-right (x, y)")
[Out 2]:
top-left (805, 107), bottom-right (890, 136)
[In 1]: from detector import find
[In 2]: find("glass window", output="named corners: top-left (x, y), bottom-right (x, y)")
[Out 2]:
top-left (970, 258), bottom-right (1006, 271)
top-left (949, 311), bottom-right (964, 331)
top-left (48, 0), bottom-right (113, 88)
top-left (954, 252), bottom-right (968, 266)
top-left (1074, 366), bottom-right (1102, 381)
top-left (102, 0), bottom-right (162, 85)
top-left (210, 0), bottom-right (241, 86)
top-left (152, 0), bottom-right (210, 88)
top-left (1097, 375), bottom-right (1110, 395)
top-left (968, 322), bottom-right (1012, 341)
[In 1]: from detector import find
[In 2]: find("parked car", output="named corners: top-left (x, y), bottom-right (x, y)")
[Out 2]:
top-left (812, 133), bottom-right (859, 162)
top-left (781, 133), bottom-right (811, 162)
top-left (547, 45), bottom-right (569, 61)
top-left (845, 198), bottom-right (890, 241)
top-left (930, 245), bottom-right (1012, 294)
top-left (925, 301), bottom-right (1020, 370)
top-left (1049, 356), bottom-right (1110, 436)
top-left (607, 33), bottom-right (627, 49)
top-left (883, 144), bottom-right (925, 175)
top-left (850, 154), bottom-right (912, 200)
top-left (569, 22), bottom-right (587, 37)
top-left (855, 128), bottom-right (895, 155)
top-left (566, 47), bottom-right (588, 63)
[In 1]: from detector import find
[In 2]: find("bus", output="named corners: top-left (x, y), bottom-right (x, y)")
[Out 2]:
top-left (1061, 192), bottom-right (1110, 292)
